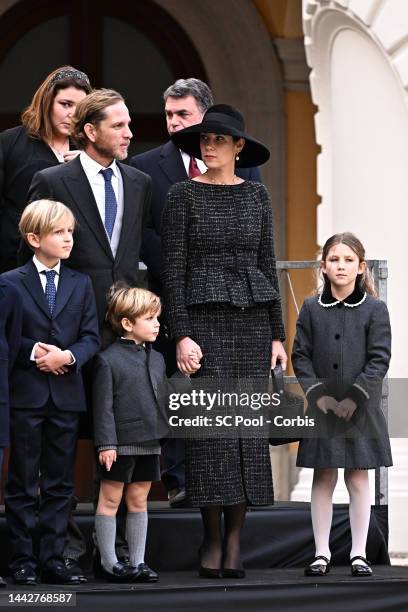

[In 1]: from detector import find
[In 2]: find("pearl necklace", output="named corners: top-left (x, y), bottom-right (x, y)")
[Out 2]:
top-left (204, 171), bottom-right (238, 185)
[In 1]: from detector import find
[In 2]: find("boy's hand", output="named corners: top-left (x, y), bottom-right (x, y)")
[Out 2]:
top-left (36, 349), bottom-right (71, 375)
top-left (316, 395), bottom-right (338, 415)
top-left (99, 450), bottom-right (117, 471)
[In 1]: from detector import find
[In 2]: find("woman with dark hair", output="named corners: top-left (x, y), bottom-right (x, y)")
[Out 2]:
top-left (0, 65), bottom-right (91, 272)
top-left (161, 105), bottom-right (287, 578)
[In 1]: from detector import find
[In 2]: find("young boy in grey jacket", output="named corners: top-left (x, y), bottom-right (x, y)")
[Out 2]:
top-left (93, 285), bottom-right (169, 583)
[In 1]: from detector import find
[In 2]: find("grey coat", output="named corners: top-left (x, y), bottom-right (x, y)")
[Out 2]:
top-left (292, 284), bottom-right (392, 468)
top-left (93, 339), bottom-right (169, 449)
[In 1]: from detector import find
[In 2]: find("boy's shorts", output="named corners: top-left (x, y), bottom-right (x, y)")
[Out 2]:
top-left (98, 454), bottom-right (160, 483)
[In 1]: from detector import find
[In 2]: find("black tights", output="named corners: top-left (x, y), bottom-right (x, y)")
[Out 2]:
top-left (200, 502), bottom-right (247, 570)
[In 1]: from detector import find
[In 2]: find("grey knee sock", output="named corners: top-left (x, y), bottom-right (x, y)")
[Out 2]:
top-left (126, 512), bottom-right (148, 567)
top-left (95, 514), bottom-right (118, 572)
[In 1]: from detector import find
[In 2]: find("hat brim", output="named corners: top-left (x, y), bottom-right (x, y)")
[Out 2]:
top-left (171, 122), bottom-right (270, 168)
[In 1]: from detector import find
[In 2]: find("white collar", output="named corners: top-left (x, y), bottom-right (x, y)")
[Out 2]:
top-left (80, 151), bottom-right (119, 179)
top-left (32, 255), bottom-right (61, 276)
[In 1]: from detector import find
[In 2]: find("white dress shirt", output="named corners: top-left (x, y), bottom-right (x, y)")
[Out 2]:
top-left (79, 151), bottom-right (124, 257)
top-left (30, 255), bottom-right (75, 364)
top-left (180, 151), bottom-right (207, 175)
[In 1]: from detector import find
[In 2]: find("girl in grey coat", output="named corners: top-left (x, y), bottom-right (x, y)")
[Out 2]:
top-left (292, 233), bottom-right (392, 578)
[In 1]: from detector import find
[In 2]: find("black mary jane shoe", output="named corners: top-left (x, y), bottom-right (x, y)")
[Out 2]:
top-left (133, 563), bottom-right (158, 583)
top-left (198, 566), bottom-right (222, 579)
top-left (304, 555), bottom-right (331, 576)
top-left (350, 556), bottom-right (372, 577)
top-left (100, 562), bottom-right (139, 583)
top-left (222, 567), bottom-right (246, 579)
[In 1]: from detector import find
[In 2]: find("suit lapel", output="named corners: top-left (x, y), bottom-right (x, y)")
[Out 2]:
top-left (159, 141), bottom-right (188, 184)
top-left (53, 265), bottom-right (76, 318)
top-left (62, 157), bottom-right (113, 261)
top-left (114, 163), bottom-right (142, 265)
top-left (20, 261), bottom-right (51, 319)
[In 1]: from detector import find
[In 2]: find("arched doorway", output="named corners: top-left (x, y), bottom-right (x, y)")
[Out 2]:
top-left (0, 0), bottom-right (208, 156)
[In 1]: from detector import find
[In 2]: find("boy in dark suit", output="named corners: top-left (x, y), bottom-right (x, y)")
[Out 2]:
top-left (0, 279), bottom-right (23, 588)
top-left (3, 199), bottom-right (100, 585)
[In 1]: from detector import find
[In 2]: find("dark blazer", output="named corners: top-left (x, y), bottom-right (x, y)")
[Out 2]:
top-left (130, 140), bottom-right (261, 293)
top-left (3, 260), bottom-right (100, 411)
top-left (0, 126), bottom-right (62, 273)
top-left (27, 155), bottom-right (152, 330)
top-left (0, 278), bottom-right (23, 446)
top-left (93, 339), bottom-right (168, 448)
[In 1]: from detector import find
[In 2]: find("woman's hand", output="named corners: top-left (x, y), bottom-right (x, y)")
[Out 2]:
top-left (271, 340), bottom-right (287, 370)
top-left (176, 336), bottom-right (202, 375)
top-left (99, 449), bottom-right (117, 471)
top-left (316, 395), bottom-right (338, 415)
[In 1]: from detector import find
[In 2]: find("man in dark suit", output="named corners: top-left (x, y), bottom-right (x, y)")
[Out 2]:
top-left (130, 79), bottom-right (261, 507)
top-left (27, 89), bottom-right (151, 575)
top-left (29, 89), bottom-right (151, 342)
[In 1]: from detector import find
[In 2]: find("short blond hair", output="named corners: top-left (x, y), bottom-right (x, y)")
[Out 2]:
top-left (107, 283), bottom-right (161, 335)
top-left (19, 199), bottom-right (75, 247)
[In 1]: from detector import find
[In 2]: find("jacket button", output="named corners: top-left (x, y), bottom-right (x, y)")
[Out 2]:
top-left (335, 334), bottom-right (340, 340)
top-left (333, 363), bottom-right (338, 370)
top-left (50, 330), bottom-right (56, 336)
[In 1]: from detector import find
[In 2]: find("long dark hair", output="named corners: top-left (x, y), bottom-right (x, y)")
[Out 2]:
top-left (319, 232), bottom-right (377, 296)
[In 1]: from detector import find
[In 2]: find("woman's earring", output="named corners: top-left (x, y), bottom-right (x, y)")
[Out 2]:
top-left (236, 154), bottom-right (240, 161)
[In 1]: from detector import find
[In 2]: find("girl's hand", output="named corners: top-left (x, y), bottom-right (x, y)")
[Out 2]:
top-left (316, 395), bottom-right (338, 414)
top-left (271, 340), bottom-right (287, 370)
top-left (337, 398), bottom-right (357, 421)
top-left (176, 337), bottom-right (202, 375)
top-left (99, 450), bottom-right (117, 471)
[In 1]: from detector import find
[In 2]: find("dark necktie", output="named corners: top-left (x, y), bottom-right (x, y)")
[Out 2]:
top-left (188, 156), bottom-right (201, 179)
top-left (100, 167), bottom-right (117, 239)
top-left (43, 270), bottom-right (57, 315)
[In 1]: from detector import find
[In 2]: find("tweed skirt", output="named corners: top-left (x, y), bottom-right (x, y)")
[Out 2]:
top-left (185, 303), bottom-right (274, 506)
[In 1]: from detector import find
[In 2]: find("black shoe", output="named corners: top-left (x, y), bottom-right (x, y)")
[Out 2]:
top-left (64, 558), bottom-right (87, 583)
top-left (350, 556), bottom-right (372, 576)
top-left (12, 567), bottom-right (39, 586)
top-left (168, 488), bottom-right (187, 508)
top-left (100, 562), bottom-right (139, 583)
top-left (41, 565), bottom-right (81, 585)
top-left (304, 555), bottom-right (331, 576)
top-left (198, 566), bottom-right (222, 579)
top-left (0, 576), bottom-right (6, 588)
top-left (222, 567), bottom-right (246, 579)
top-left (133, 563), bottom-right (158, 583)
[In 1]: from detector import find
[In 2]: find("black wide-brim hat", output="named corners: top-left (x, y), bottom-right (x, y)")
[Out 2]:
top-left (171, 104), bottom-right (270, 168)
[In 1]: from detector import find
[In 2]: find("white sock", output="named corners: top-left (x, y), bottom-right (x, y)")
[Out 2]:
top-left (310, 468), bottom-right (338, 564)
top-left (126, 511), bottom-right (148, 567)
top-left (345, 469), bottom-right (371, 566)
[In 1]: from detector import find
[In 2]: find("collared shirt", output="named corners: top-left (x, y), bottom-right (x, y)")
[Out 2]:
top-left (32, 254), bottom-right (61, 291)
top-left (79, 151), bottom-right (124, 257)
top-left (30, 255), bottom-right (75, 364)
top-left (180, 151), bottom-right (207, 176)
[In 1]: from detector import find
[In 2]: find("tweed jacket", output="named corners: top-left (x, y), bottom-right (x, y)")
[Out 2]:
top-left (93, 339), bottom-right (169, 448)
top-left (161, 180), bottom-right (285, 341)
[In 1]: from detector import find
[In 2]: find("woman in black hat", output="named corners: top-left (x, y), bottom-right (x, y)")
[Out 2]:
top-left (0, 65), bottom-right (91, 273)
top-left (161, 104), bottom-right (287, 578)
